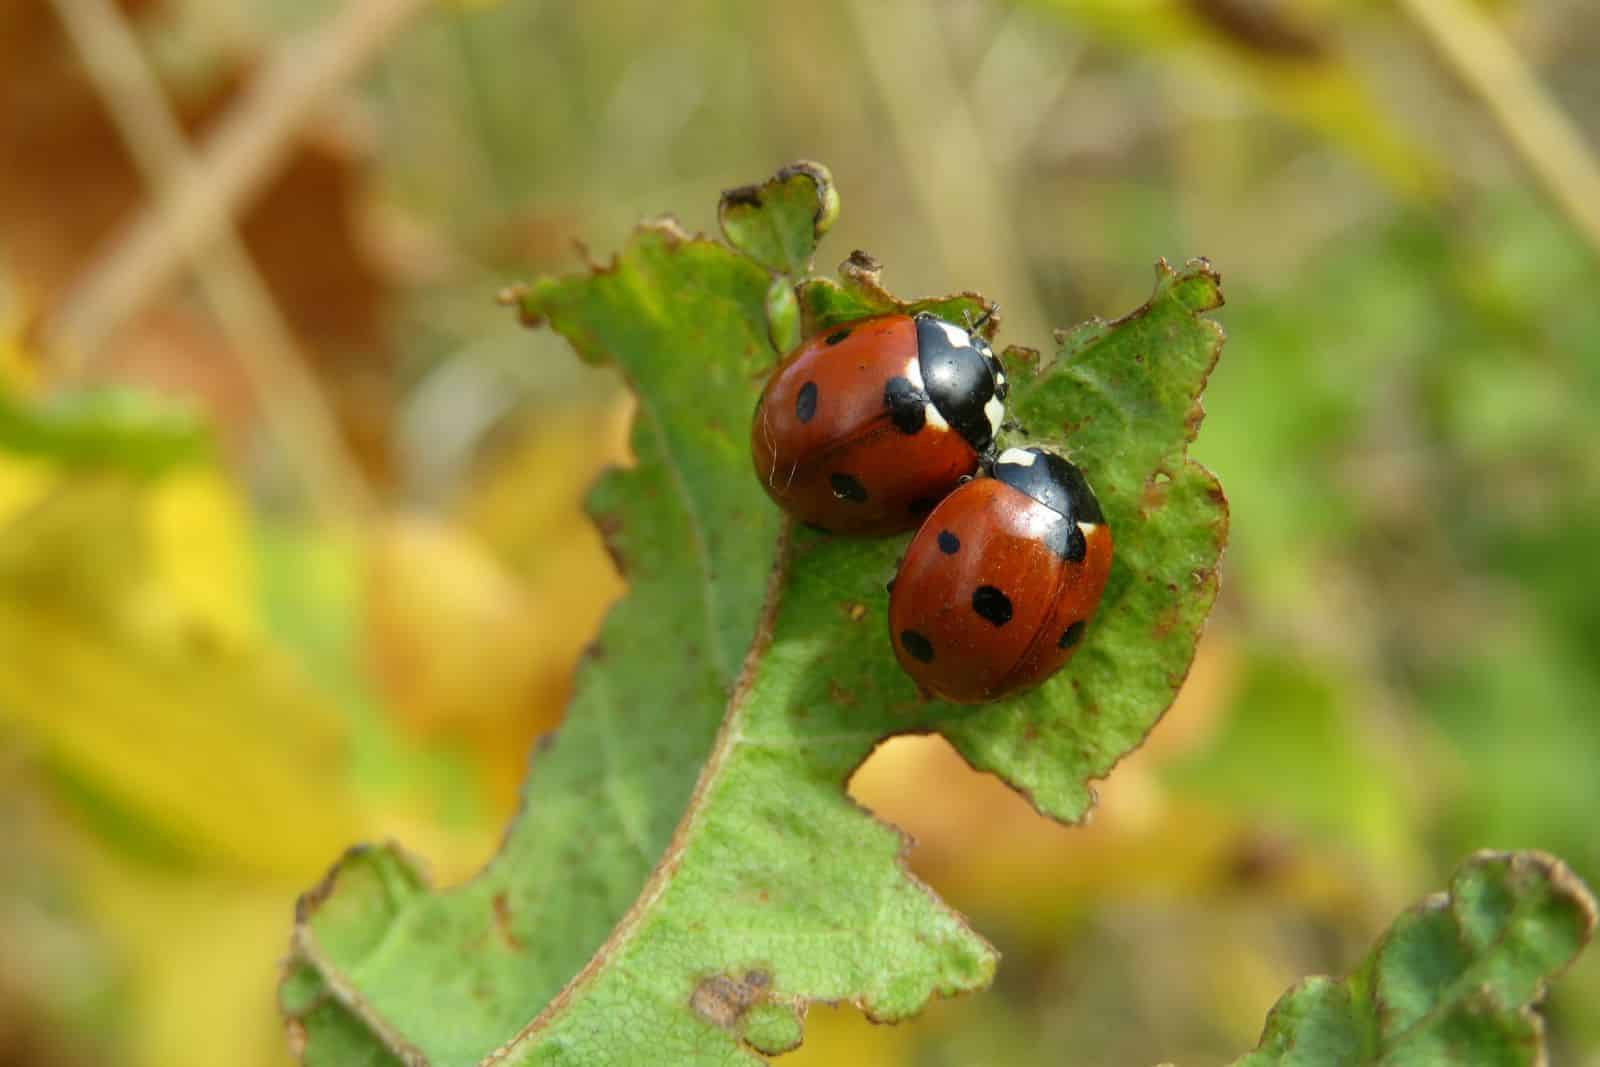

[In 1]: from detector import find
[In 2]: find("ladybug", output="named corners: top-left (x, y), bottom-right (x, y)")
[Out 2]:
top-left (888, 447), bottom-right (1112, 704)
top-left (751, 310), bottom-right (1007, 535)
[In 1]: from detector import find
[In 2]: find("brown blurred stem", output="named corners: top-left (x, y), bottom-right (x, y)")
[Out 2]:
top-left (42, 0), bottom-right (427, 523)
top-left (1399, 0), bottom-right (1600, 258)
top-left (847, 0), bottom-right (1053, 346)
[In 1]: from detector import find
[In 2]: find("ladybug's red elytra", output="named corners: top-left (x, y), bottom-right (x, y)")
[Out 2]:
top-left (888, 447), bottom-right (1112, 704)
top-left (751, 311), bottom-right (1007, 535)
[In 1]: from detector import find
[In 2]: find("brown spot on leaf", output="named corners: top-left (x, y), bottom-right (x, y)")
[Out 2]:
top-left (690, 969), bottom-right (772, 1030)
top-left (720, 184), bottom-right (764, 210)
top-left (492, 892), bottom-right (525, 952)
top-left (594, 512), bottom-right (629, 576)
top-left (841, 600), bottom-right (867, 622)
top-left (1141, 469), bottom-right (1174, 513)
top-left (285, 1018), bottom-right (308, 1057)
top-left (827, 680), bottom-right (857, 707)
top-left (1153, 601), bottom-right (1183, 640)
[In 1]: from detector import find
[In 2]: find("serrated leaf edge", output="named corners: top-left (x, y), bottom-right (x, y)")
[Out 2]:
top-left (476, 515), bottom-right (997, 1062)
top-left (953, 257), bottom-right (1230, 828)
top-left (1239, 850), bottom-right (1598, 1067)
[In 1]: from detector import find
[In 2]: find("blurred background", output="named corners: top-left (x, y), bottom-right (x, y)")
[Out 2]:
top-left (2, 0), bottom-right (1598, 1063)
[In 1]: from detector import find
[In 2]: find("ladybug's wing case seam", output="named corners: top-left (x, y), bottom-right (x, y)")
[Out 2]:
top-left (989, 541), bottom-right (1075, 698)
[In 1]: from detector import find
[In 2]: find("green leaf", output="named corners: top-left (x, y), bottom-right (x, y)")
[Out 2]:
top-left (796, 249), bottom-right (995, 342)
top-left (1234, 851), bottom-right (1597, 1067)
top-left (0, 386), bottom-right (210, 476)
top-left (718, 161), bottom-right (839, 277)
top-left (284, 166), bottom-right (1228, 1064)
top-left (943, 258), bottom-right (1229, 820)
top-left (291, 218), bottom-right (785, 1066)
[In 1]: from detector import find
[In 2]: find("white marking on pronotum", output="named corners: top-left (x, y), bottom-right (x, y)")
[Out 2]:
top-left (997, 447), bottom-right (1037, 467)
top-left (930, 319), bottom-right (971, 350)
top-left (905, 353), bottom-right (949, 431)
top-left (903, 354), bottom-right (925, 391)
top-left (983, 394), bottom-right (1004, 438)
top-left (1078, 522), bottom-right (1100, 536)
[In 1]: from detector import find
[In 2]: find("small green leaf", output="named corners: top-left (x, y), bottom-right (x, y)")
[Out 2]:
top-left (1235, 851), bottom-right (1597, 1067)
top-left (796, 249), bottom-right (995, 341)
top-left (764, 276), bottom-right (800, 354)
top-left (718, 161), bottom-right (838, 277)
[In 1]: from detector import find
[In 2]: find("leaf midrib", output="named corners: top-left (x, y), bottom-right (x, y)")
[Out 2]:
top-left (477, 520), bottom-right (793, 1065)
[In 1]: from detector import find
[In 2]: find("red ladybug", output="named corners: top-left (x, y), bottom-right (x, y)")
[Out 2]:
top-left (888, 447), bottom-right (1112, 704)
top-left (751, 311), bottom-right (1007, 535)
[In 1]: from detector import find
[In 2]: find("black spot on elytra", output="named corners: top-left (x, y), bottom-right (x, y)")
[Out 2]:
top-left (900, 629), bottom-right (934, 663)
top-left (937, 530), bottom-right (960, 554)
top-left (826, 328), bottom-right (851, 345)
top-left (883, 376), bottom-right (926, 434)
top-left (1059, 620), bottom-right (1085, 649)
top-left (795, 381), bottom-right (818, 423)
top-left (971, 585), bottom-right (1012, 627)
top-left (830, 473), bottom-right (868, 503)
top-left (908, 496), bottom-right (937, 516)
top-left (885, 577), bottom-right (896, 593)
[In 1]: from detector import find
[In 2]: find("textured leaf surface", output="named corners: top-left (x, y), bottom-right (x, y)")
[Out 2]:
top-left (1234, 851), bottom-right (1596, 1067)
top-left (284, 165), bottom-right (1228, 1064)
top-left (944, 258), bottom-right (1229, 820)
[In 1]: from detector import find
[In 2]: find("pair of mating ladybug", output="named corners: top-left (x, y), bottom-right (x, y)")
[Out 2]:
top-left (751, 309), bottom-right (1112, 704)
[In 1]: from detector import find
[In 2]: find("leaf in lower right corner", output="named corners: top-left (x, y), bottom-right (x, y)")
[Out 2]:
top-left (1235, 850), bottom-right (1597, 1067)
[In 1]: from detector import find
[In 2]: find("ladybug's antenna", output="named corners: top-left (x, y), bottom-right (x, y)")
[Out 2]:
top-left (971, 303), bottom-right (998, 334)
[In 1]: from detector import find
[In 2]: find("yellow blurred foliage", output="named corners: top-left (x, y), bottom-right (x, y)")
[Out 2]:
top-left (392, 396), bottom-right (630, 813)
top-left (69, 843), bottom-right (301, 1067)
top-left (784, 1003), bottom-right (917, 1067)
top-left (850, 636), bottom-right (1372, 939)
top-left (0, 465), bottom-right (360, 880)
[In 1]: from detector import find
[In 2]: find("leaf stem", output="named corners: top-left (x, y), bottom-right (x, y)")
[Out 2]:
top-left (845, 0), bottom-right (1055, 344)
top-left (478, 520), bottom-right (795, 1064)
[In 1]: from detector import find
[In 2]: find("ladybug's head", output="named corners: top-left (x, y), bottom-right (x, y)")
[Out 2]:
top-left (912, 311), bottom-right (1008, 456)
